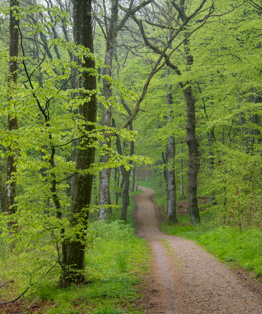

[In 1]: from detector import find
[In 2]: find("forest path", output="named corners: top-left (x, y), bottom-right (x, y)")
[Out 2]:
top-left (133, 186), bottom-right (262, 314)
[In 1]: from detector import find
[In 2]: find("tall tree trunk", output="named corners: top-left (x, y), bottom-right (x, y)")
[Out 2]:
top-left (113, 117), bottom-right (134, 221)
top-left (61, 0), bottom-right (97, 288)
top-left (208, 128), bottom-right (215, 203)
top-left (179, 141), bottom-right (185, 199)
top-left (183, 81), bottom-right (200, 224)
top-left (165, 68), bottom-right (177, 224)
top-left (166, 136), bottom-right (178, 224)
top-left (98, 0), bottom-right (118, 220)
top-left (6, 0), bottom-right (19, 215)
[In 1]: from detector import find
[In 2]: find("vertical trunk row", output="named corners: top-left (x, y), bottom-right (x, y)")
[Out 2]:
top-left (61, 0), bottom-right (97, 288)
top-left (99, 0), bottom-right (119, 220)
top-left (6, 0), bottom-right (19, 215)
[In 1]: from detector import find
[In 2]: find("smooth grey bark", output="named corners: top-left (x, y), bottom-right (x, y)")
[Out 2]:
top-left (61, 0), bottom-right (97, 288)
top-left (6, 0), bottom-right (19, 215)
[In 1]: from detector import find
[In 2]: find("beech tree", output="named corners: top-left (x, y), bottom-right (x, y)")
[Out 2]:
top-left (6, 0), bottom-right (19, 216)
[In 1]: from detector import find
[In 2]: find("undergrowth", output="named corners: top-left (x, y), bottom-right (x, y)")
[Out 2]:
top-left (0, 191), bottom-right (151, 313)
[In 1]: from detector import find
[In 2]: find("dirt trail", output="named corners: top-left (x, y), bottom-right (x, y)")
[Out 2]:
top-left (134, 186), bottom-right (262, 314)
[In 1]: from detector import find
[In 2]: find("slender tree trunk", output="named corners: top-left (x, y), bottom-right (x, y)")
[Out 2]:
top-left (98, 0), bottom-right (118, 220)
top-left (179, 141), bottom-right (185, 199)
top-left (130, 164), bottom-right (135, 193)
top-left (0, 172), bottom-right (6, 213)
top-left (166, 136), bottom-right (178, 224)
top-left (120, 167), bottom-right (131, 221)
top-left (208, 128), bottom-right (215, 203)
top-left (6, 0), bottom-right (19, 215)
top-left (165, 68), bottom-right (177, 224)
top-left (162, 150), bottom-right (168, 201)
top-left (184, 83), bottom-right (200, 224)
top-left (61, 0), bottom-right (97, 288)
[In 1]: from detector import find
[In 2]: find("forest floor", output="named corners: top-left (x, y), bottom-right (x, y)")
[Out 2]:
top-left (134, 186), bottom-right (262, 314)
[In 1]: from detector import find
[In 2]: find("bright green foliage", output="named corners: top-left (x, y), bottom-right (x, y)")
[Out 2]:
top-left (25, 220), bottom-right (150, 313)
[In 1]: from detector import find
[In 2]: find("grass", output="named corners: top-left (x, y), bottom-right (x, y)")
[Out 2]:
top-left (0, 190), bottom-right (151, 313)
top-left (161, 210), bottom-right (262, 279)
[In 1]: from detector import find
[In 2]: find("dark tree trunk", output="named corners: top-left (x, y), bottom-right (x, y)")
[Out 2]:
top-left (165, 69), bottom-right (177, 224)
top-left (61, 0), bottom-right (97, 288)
top-left (166, 136), bottom-right (178, 224)
top-left (6, 0), bottom-right (19, 215)
top-left (208, 128), bottom-right (215, 203)
top-left (120, 167), bottom-right (131, 221)
top-left (130, 165), bottom-right (135, 193)
top-left (179, 141), bottom-right (185, 199)
top-left (184, 83), bottom-right (200, 224)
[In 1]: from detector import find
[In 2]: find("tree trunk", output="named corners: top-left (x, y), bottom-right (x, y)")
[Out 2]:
top-left (165, 68), bottom-right (177, 224)
top-left (179, 141), bottom-right (185, 199)
top-left (98, 0), bottom-right (118, 221)
top-left (130, 165), bottom-right (135, 193)
top-left (120, 167), bottom-right (131, 221)
top-left (184, 83), bottom-right (200, 224)
top-left (6, 0), bottom-right (19, 215)
top-left (166, 136), bottom-right (178, 224)
top-left (61, 0), bottom-right (97, 288)
top-left (0, 172), bottom-right (6, 213)
top-left (208, 128), bottom-right (215, 204)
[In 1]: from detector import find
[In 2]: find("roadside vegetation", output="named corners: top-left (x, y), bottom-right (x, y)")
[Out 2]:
top-left (141, 176), bottom-right (262, 281)
top-left (0, 193), bottom-right (151, 314)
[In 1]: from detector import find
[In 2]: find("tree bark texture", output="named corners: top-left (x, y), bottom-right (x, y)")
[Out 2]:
top-left (165, 69), bottom-right (177, 224)
top-left (6, 0), bottom-right (19, 215)
top-left (98, 0), bottom-right (118, 220)
top-left (184, 83), bottom-right (200, 224)
top-left (166, 136), bottom-right (178, 224)
top-left (61, 0), bottom-right (97, 288)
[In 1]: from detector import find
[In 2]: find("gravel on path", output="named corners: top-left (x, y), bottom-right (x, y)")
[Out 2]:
top-left (134, 186), bottom-right (262, 314)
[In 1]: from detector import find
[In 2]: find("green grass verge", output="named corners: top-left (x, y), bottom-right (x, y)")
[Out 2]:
top-left (161, 211), bottom-right (262, 278)
top-left (139, 176), bottom-right (262, 280)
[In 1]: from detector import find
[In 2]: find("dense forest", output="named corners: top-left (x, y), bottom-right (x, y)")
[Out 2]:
top-left (1, 0), bottom-right (262, 312)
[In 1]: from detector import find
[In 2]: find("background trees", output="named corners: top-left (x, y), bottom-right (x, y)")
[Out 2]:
top-left (1, 0), bottom-right (262, 292)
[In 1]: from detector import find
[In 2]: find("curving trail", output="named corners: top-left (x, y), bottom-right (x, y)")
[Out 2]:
top-left (134, 186), bottom-right (262, 314)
